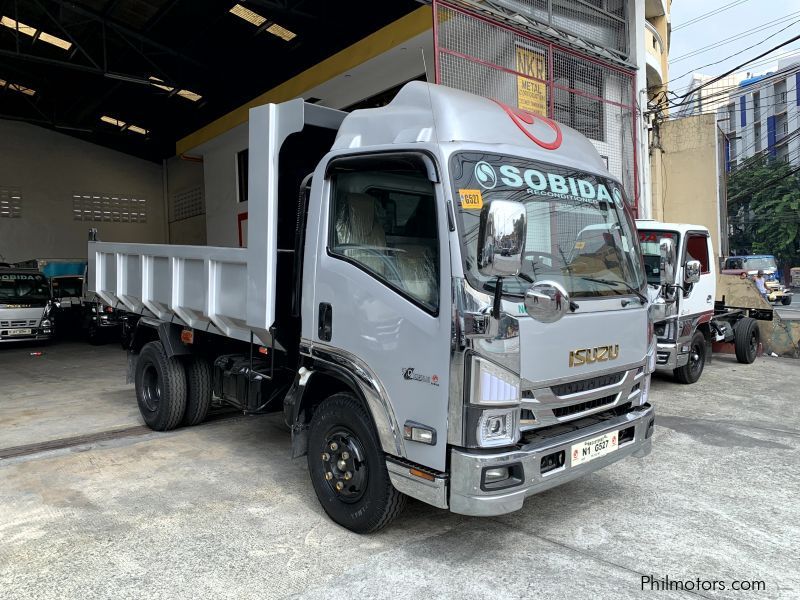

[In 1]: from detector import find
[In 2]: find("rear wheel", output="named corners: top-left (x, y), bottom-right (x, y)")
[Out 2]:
top-left (673, 330), bottom-right (706, 384)
top-left (182, 357), bottom-right (212, 426)
top-left (135, 341), bottom-right (187, 431)
top-left (734, 317), bottom-right (759, 364)
top-left (307, 393), bottom-right (406, 533)
top-left (781, 296), bottom-right (792, 306)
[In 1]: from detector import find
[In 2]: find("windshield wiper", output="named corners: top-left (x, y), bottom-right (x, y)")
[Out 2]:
top-left (578, 277), bottom-right (647, 304)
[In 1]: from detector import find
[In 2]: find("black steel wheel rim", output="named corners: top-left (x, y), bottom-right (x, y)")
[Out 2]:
top-left (690, 342), bottom-right (704, 376)
top-left (749, 331), bottom-right (758, 356)
top-left (320, 428), bottom-right (368, 503)
top-left (141, 364), bottom-right (161, 412)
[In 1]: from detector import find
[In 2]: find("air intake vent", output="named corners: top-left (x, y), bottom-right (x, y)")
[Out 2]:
top-left (553, 394), bottom-right (616, 418)
top-left (551, 372), bottom-right (624, 397)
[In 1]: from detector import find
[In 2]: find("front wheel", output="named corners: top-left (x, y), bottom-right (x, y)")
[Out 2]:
top-left (307, 393), bottom-right (406, 533)
top-left (781, 296), bottom-right (792, 306)
top-left (673, 330), bottom-right (706, 384)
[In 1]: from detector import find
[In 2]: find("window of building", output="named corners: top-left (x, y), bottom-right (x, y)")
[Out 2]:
top-left (754, 122), bottom-right (762, 152)
top-left (727, 103), bottom-right (736, 133)
top-left (553, 54), bottom-right (605, 142)
top-left (236, 149), bottom-right (248, 203)
top-left (328, 155), bottom-right (439, 313)
top-left (752, 91), bottom-right (760, 121)
top-left (72, 193), bottom-right (146, 223)
top-left (775, 80), bottom-right (787, 109)
top-left (0, 186), bottom-right (22, 218)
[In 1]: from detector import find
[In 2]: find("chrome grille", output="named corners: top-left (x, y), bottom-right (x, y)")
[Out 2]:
top-left (1, 319), bottom-right (37, 327)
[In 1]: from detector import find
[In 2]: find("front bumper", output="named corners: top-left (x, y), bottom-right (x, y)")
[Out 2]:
top-left (654, 341), bottom-right (687, 371)
top-left (448, 403), bottom-right (654, 516)
top-left (0, 327), bottom-right (54, 343)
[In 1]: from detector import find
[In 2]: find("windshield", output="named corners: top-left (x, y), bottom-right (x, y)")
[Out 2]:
top-left (638, 230), bottom-right (679, 286)
top-left (451, 152), bottom-right (645, 298)
top-left (727, 256), bottom-right (777, 271)
top-left (0, 273), bottom-right (50, 304)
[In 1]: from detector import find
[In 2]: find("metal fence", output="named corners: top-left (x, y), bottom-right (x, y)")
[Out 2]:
top-left (433, 0), bottom-right (639, 212)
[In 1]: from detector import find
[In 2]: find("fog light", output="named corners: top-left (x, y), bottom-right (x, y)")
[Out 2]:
top-left (484, 467), bottom-right (509, 483)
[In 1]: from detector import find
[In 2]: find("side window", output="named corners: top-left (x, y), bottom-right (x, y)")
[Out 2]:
top-left (686, 235), bottom-right (710, 274)
top-left (328, 159), bottom-right (439, 313)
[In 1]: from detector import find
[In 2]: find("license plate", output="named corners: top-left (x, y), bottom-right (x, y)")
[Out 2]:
top-left (571, 430), bottom-right (619, 466)
top-left (8, 328), bottom-right (32, 336)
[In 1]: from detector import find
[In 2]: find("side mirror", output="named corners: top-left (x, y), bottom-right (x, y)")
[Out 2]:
top-left (684, 259), bottom-right (701, 285)
top-left (477, 200), bottom-right (527, 278)
top-left (524, 281), bottom-right (570, 324)
top-left (659, 237), bottom-right (677, 303)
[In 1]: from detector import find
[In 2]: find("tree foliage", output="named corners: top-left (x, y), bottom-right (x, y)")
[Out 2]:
top-left (727, 157), bottom-right (800, 266)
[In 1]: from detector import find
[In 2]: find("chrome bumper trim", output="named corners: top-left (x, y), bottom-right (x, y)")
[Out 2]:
top-left (655, 342), bottom-right (688, 371)
top-left (448, 404), bottom-right (654, 517)
top-left (387, 459), bottom-right (448, 509)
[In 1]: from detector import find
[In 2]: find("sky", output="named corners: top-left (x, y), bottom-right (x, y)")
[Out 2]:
top-left (668, 0), bottom-right (800, 94)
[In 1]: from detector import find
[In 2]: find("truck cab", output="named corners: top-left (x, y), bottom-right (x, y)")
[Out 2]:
top-left (0, 266), bottom-right (55, 343)
top-left (90, 83), bottom-right (655, 532)
top-left (636, 222), bottom-right (716, 382)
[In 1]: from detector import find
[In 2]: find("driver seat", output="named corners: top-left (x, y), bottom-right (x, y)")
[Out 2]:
top-left (335, 192), bottom-right (388, 277)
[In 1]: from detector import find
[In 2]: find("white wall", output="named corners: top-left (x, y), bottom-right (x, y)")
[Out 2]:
top-left (0, 120), bottom-right (166, 263)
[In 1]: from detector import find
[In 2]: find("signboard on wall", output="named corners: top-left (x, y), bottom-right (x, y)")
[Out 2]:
top-left (515, 45), bottom-right (548, 116)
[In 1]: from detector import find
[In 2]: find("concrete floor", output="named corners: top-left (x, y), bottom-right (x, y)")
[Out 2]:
top-left (1, 342), bottom-right (799, 599)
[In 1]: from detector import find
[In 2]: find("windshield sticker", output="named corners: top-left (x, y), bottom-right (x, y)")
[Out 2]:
top-left (479, 163), bottom-right (622, 205)
top-left (459, 189), bottom-right (484, 210)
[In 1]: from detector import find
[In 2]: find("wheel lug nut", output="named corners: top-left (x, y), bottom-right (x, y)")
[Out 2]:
top-left (337, 459), bottom-right (347, 470)
top-left (330, 442), bottom-right (338, 451)
top-left (335, 481), bottom-right (344, 491)
top-left (344, 472), bottom-right (352, 480)
top-left (321, 452), bottom-right (330, 461)
top-left (325, 472), bottom-right (333, 480)
top-left (341, 451), bottom-right (350, 460)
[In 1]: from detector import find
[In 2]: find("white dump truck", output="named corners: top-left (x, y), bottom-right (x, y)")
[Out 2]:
top-left (636, 220), bottom-right (767, 384)
top-left (90, 83), bottom-right (656, 533)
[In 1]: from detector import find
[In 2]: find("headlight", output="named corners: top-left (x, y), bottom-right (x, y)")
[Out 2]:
top-left (41, 319), bottom-right (51, 327)
top-left (477, 408), bottom-right (518, 447)
top-left (470, 357), bottom-right (520, 405)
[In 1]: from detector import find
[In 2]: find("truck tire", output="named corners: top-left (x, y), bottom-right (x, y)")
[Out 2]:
top-left (781, 296), bottom-right (792, 306)
top-left (734, 317), bottom-right (759, 364)
top-left (673, 330), bottom-right (706, 384)
top-left (307, 392), bottom-right (406, 533)
top-left (182, 357), bottom-right (212, 427)
top-left (135, 341), bottom-right (187, 431)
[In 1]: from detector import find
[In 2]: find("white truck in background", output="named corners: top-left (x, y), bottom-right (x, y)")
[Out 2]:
top-left (636, 221), bottom-right (769, 384)
top-left (0, 266), bottom-right (55, 344)
top-left (90, 83), bottom-right (656, 533)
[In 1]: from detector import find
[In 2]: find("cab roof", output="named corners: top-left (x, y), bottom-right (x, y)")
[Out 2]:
top-left (333, 81), bottom-right (609, 175)
top-left (635, 220), bottom-right (709, 235)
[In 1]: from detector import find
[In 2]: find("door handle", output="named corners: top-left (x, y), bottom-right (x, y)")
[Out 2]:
top-left (318, 302), bottom-right (332, 341)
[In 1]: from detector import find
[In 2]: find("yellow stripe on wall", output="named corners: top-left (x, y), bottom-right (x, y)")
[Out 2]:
top-left (176, 5), bottom-right (432, 155)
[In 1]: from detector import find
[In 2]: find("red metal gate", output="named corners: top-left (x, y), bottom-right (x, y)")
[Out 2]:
top-left (432, 0), bottom-right (640, 212)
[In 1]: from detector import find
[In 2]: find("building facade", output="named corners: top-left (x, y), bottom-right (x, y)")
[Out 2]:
top-left (720, 59), bottom-right (800, 170)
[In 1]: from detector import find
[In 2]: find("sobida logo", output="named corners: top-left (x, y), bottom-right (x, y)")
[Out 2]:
top-left (474, 162), bottom-right (623, 207)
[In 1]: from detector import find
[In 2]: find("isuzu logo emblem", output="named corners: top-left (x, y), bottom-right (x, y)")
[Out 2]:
top-left (569, 345), bottom-right (620, 367)
top-left (474, 161), bottom-right (497, 189)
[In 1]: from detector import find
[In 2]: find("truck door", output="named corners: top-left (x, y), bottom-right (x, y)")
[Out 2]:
top-left (681, 232), bottom-right (715, 318)
top-left (312, 152), bottom-right (450, 471)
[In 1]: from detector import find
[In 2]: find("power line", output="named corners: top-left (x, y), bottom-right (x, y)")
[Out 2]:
top-left (728, 163), bottom-right (800, 203)
top-left (673, 0), bottom-right (753, 33)
top-left (671, 12), bottom-right (800, 63)
top-left (669, 20), bottom-right (800, 88)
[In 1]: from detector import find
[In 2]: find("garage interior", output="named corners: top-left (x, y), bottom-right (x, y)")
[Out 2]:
top-left (1, 1), bottom-right (799, 598)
